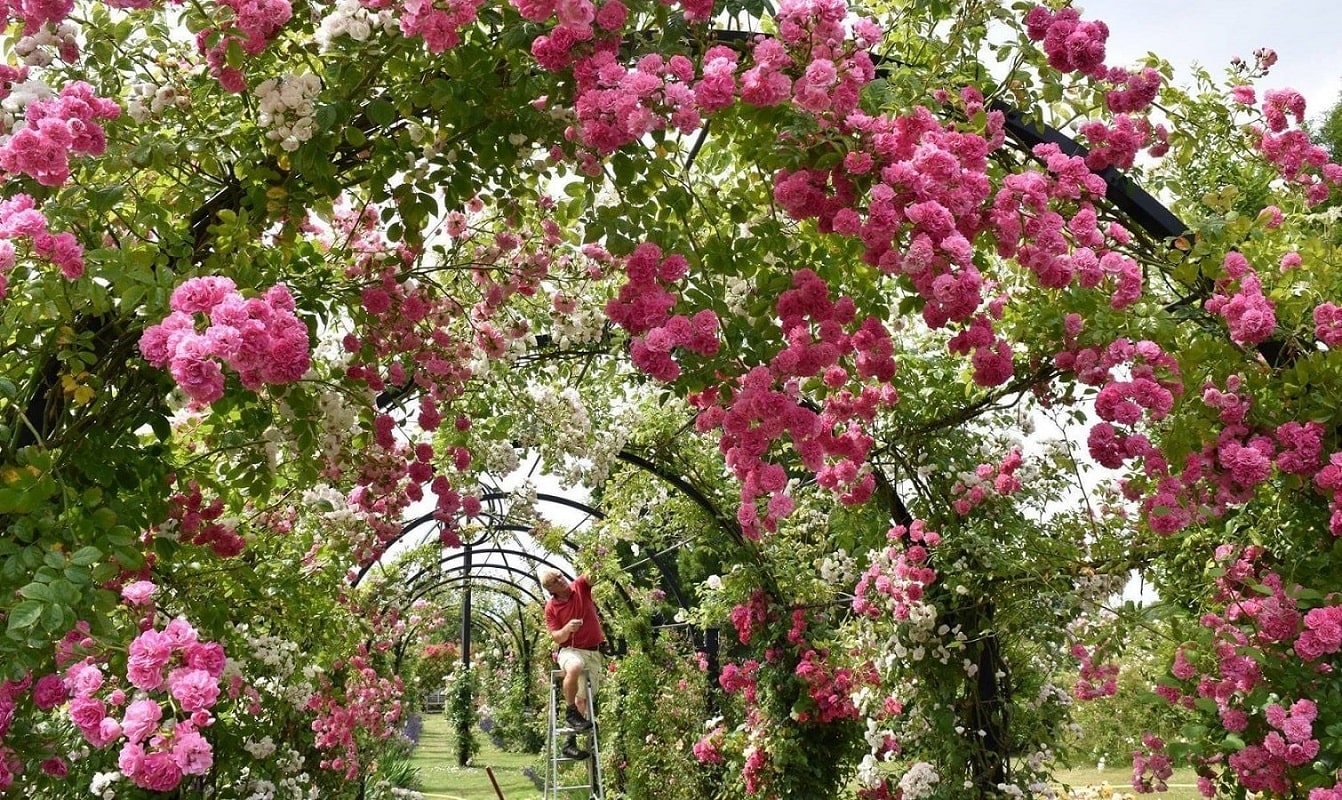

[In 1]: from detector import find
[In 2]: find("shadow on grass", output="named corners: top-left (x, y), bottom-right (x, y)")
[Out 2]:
top-left (409, 713), bottom-right (596, 800)
top-left (1052, 767), bottom-right (1202, 800)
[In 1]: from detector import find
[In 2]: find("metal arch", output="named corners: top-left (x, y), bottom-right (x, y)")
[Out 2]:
top-left (611, 448), bottom-right (748, 609)
top-left (412, 577), bottom-right (545, 670)
top-left (358, 491), bottom-right (694, 621)
top-left (395, 567), bottom-right (540, 617)
top-left (352, 491), bottom-right (605, 587)
top-left (427, 552), bottom-right (627, 623)
top-left (987, 101), bottom-right (1188, 241)
top-left (395, 602), bottom-right (528, 672)
top-left (350, 475), bottom-right (711, 647)
top-left (417, 598), bottom-right (531, 656)
top-left (420, 585), bottom-right (536, 651)
top-left (405, 561), bottom-right (549, 609)
top-left (702, 28), bottom-right (1190, 244)
top-left (398, 573), bottom-right (541, 658)
top-left (392, 544), bottom-right (573, 608)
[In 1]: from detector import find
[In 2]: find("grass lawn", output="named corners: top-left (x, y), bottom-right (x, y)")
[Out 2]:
top-left (409, 713), bottom-right (597, 800)
top-left (409, 713), bottom-right (1204, 800)
top-left (1053, 767), bottom-right (1202, 800)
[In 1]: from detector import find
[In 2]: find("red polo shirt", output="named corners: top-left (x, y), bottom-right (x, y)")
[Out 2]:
top-left (545, 575), bottom-right (605, 650)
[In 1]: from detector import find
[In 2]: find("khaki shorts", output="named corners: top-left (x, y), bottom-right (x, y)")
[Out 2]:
top-left (557, 647), bottom-right (603, 699)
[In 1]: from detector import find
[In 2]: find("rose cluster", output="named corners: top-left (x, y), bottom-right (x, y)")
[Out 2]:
top-left (605, 241), bottom-right (720, 382)
top-left (0, 192), bottom-right (84, 298)
top-left (254, 73), bottom-right (321, 152)
top-left (196, 0), bottom-right (294, 91)
top-left (40, 617), bottom-right (227, 792)
top-left (139, 276), bottom-right (311, 406)
top-left (0, 80), bottom-right (119, 186)
top-left (951, 447), bottom-right (1024, 516)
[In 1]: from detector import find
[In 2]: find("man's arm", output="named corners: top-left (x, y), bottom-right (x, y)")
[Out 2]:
top-left (548, 617), bottom-right (583, 647)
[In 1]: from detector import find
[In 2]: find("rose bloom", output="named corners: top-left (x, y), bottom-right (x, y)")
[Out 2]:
top-left (37, 755), bottom-right (68, 777)
top-left (167, 668), bottom-right (219, 713)
top-left (121, 580), bottom-right (157, 606)
top-left (172, 727), bottom-right (214, 775)
top-left (121, 698), bottom-right (163, 744)
top-left (68, 696), bottom-right (106, 731)
top-left (33, 673), bottom-right (68, 710)
top-left (127, 630), bottom-right (173, 690)
top-left (132, 751), bottom-right (183, 792)
top-left (183, 641), bottom-right (226, 677)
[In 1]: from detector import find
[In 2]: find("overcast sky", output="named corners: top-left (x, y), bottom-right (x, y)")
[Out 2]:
top-left (1079, 0), bottom-right (1342, 121)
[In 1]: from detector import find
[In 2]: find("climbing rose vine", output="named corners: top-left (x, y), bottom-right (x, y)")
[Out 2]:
top-left (1, 0), bottom-right (1342, 797)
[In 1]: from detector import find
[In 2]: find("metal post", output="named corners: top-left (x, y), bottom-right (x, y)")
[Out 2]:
top-left (461, 538), bottom-right (472, 668)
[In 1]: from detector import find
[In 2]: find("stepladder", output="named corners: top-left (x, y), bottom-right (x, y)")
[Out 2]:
top-left (545, 667), bottom-right (604, 800)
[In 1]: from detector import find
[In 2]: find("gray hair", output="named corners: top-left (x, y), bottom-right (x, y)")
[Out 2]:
top-left (537, 567), bottom-right (562, 586)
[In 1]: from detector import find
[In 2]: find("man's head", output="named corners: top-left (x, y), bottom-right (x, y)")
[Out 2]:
top-left (539, 567), bottom-right (571, 598)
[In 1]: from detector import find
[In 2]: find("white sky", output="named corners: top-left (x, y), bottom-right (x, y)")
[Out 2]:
top-left (1080, 0), bottom-right (1342, 121)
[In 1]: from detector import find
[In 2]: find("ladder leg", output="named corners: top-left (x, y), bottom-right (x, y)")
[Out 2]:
top-left (550, 666), bottom-right (604, 799)
top-left (584, 668), bottom-right (603, 799)
top-left (546, 670), bottom-right (558, 799)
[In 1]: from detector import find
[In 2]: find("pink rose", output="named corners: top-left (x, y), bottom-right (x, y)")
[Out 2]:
top-left (63, 660), bottom-right (103, 697)
top-left (132, 751), bottom-right (183, 792)
top-left (169, 339), bottom-right (226, 405)
top-left (68, 696), bottom-right (105, 731)
top-left (167, 668), bottom-right (219, 713)
top-left (172, 727), bottom-right (213, 775)
top-left (32, 673), bottom-right (68, 710)
top-left (121, 698), bottom-right (162, 744)
top-left (170, 276), bottom-right (236, 314)
top-left (183, 642), bottom-right (226, 677)
top-left (127, 629), bottom-right (173, 690)
top-left (162, 618), bottom-right (199, 649)
top-left (121, 580), bottom-right (157, 606)
top-left (118, 742), bottom-right (145, 777)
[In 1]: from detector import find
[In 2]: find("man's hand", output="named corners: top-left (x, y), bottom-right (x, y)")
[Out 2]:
top-left (565, 619), bottom-right (583, 635)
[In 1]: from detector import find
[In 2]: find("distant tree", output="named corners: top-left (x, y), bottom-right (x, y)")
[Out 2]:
top-left (1317, 84), bottom-right (1342, 161)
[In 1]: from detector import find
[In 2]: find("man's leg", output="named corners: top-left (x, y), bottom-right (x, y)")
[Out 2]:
top-left (563, 658), bottom-right (585, 715)
top-left (559, 654), bottom-right (592, 730)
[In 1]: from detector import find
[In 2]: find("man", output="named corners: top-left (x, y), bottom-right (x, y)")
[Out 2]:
top-left (540, 567), bottom-right (605, 761)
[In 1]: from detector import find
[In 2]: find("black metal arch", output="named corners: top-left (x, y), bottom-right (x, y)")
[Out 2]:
top-left (391, 545), bottom-right (569, 606)
top-left (353, 490), bottom-right (603, 586)
top-left (396, 571), bottom-right (545, 667)
top-left (394, 598), bottom-right (533, 675)
top-left (404, 560), bottom-right (549, 609)
top-left (409, 595), bottom-right (534, 657)
top-left (357, 487), bottom-right (695, 625)
top-left (402, 602), bottom-right (521, 656)
top-left (420, 554), bottom-right (628, 628)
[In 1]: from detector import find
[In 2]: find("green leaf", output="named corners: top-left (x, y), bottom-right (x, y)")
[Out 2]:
top-left (64, 565), bottom-right (91, 587)
top-left (70, 545), bottom-right (102, 566)
top-left (6, 600), bottom-right (43, 633)
top-left (41, 601), bottom-right (68, 633)
top-left (366, 99), bottom-right (397, 128)
top-left (225, 39), bottom-right (245, 69)
top-left (18, 582), bottom-right (54, 602)
top-left (49, 579), bottom-right (79, 605)
top-left (106, 526), bottom-right (137, 547)
top-left (91, 562), bottom-right (119, 583)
